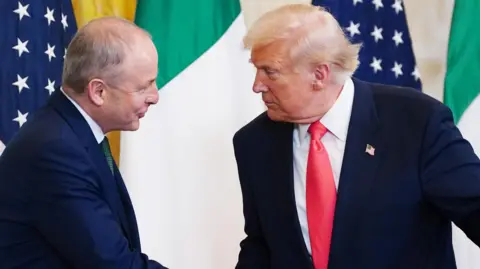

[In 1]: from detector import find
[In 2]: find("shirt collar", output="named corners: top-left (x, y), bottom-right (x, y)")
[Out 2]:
top-left (297, 77), bottom-right (355, 144)
top-left (61, 89), bottom-right (105, 144)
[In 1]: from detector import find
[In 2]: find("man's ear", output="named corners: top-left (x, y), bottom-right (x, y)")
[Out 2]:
top-left (86, 79), bottom-right (106, 106)
top-left (313, 63), bottom-right (330, 91)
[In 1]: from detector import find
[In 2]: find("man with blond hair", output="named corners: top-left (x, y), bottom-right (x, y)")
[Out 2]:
top-left (0, 17), bottom-right (167, 269)
top-left (233, 4), bottom-right (480, 269)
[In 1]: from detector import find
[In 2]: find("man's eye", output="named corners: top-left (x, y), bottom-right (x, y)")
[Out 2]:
top-left (265, 69), bottom-right (276, 75)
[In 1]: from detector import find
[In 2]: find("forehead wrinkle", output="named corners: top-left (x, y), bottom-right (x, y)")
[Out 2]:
top-left (251, 41), bottom-right (290, 69)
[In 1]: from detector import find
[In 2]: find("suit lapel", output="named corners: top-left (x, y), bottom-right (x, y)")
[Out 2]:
top-left (88, 143), bottom-right (132, 242)
top-left (113, 163), bottom-right (141, 250)
top-left (47, 91), bottom-right (134, 246)
top-left (328, 78), bottom-right (383, 267)
top-left (263, 120), bottom-right (312, 263)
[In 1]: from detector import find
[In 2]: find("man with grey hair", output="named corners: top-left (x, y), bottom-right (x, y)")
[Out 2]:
top-left (0, 17), bottom-right (167, 269)
top-left (233, 4), bottom-right (480, 269)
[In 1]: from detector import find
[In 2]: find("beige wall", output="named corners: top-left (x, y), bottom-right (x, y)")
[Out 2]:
top-left (240, 0), bottom-right (455, 102)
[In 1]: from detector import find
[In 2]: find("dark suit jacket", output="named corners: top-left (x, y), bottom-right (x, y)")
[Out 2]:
top-left (0, 91), bottom-right (167, 269)
top-left (233, 78), bottom-right (480, 269)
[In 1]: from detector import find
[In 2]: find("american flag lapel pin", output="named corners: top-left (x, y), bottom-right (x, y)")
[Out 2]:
top-left (365, 144), bottom-right (375, 156)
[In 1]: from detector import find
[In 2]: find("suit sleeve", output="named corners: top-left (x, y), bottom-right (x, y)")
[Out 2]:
top-left (29, 140), bottom-right (168, 269)
top-left (421, 104), bottom-right (480, 246)
top-left (233, 133), bottom-right (271, 269)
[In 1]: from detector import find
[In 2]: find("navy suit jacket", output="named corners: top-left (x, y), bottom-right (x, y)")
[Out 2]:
top-left (0, 91), bottom-right (167, 269)
top-left (233, 78), bottom-right (480, 269)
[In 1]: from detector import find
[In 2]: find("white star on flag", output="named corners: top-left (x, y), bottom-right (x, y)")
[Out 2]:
top-left (370, 57), bottom-right (382, 73)
top-left (372, 0), bottom-right (384, 10)
top-left (12, 74), bottom-right (29, 93)
top-left (391, 62), bottom-right (403, 78)
top-left (44, 7), bottom-right (55, 26)
top-left (61, 13), bottom-right (68, 30)
top-left (13, 1), bottom-right (30, 21)
top-left (392, 0), bottom-right (403, 14)
top-left (353, 0), bottom-right (363, 5)
top-left (346, 21), bottom-right (361, 37)
top-left (371, 26), bottom-right (383, 43)
top-left (45, 79), bottom-right (56, 95)
top-left (45, 43), bottom-right (56, 62)
top-left (12, 38), bottom-right (29, 57)
top-left (411, 66), bottom-right (421, 81)
top-left (392, 30), bottom-right (404, 46)
top-left (13, 110), bottom-right (28, 128)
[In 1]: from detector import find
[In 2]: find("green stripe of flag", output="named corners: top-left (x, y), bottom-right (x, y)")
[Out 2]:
top-left (443, 0), bottom-right (480, 122)
top-left (134, 0), bottom-right (241, 89)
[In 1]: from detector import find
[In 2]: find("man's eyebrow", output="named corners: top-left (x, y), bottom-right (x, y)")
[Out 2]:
top-left (138, 78), bottom-right (156, 89)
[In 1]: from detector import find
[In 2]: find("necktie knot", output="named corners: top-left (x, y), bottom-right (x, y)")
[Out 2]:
top-left (308, 121), bottom-right (328, 140)
top-left (101, 137), bottom-right (110, 153)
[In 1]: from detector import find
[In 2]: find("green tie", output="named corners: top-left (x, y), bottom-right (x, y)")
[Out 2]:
top-left (101, 138), bottom-right (114, 175)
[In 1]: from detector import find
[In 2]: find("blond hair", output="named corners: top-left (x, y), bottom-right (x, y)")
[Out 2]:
top-left (244, 4), bottom-right (361, 83)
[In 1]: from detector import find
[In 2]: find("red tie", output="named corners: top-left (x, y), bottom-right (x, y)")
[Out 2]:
top-left (306, 121), bottom-right (336, 269)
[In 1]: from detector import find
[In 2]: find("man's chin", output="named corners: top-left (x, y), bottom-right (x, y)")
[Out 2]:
top-left (120, 121), bottom-right (140, 132)
top-left (130, 123), bottom-right (140, 131)
top-left (266, 110), bottom-right (319, 124)
top-left (266, 110), bottom-right (287, 122)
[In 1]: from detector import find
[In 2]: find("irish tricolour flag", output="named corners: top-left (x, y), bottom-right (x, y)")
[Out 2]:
top-left (444, 1), bottom-right (480, 269)
top-left (119, 0), bottom-right (264, 268)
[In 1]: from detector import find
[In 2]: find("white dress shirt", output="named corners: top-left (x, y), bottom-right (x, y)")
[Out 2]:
top-left (61, 90), bottom-right (105, 144)
top-left (292, 77), bottom-right (355, 254)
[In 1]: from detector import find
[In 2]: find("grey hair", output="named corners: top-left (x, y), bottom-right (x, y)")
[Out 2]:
top-left (62, 17), bottom-right (151, 93)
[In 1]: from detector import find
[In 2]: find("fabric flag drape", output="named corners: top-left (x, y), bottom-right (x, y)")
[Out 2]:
top-left (0, 0), bottom-right (77, 156)
top-left (312, 0), bottom-right (422, 90)
top-left (71, 0), bottom-right (136, 27)
top-left (443, 1), bottom-right (480, 269)
top-left (119, 0), bottom-right (265, 268)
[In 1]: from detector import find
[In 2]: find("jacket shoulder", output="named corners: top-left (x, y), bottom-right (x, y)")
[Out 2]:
top-left (359, 80), bottom-right (448, 126)
top-left (1, 106), bottom-right (79, 162)
top-left (368, 81), bottom-right (444, 112)
top-left (233, 111), bottom-right (270, 143)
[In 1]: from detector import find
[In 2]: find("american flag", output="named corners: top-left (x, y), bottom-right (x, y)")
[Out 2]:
top-left (312, 0), bottom-right (422, 90)
top-left (0, 0), bottom-right (77, 155)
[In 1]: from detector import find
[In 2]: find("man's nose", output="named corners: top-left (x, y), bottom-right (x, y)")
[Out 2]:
top-left (146, 87), bottom-right (159, 105)
top-left (253, 75), bottom-right (268, 93)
